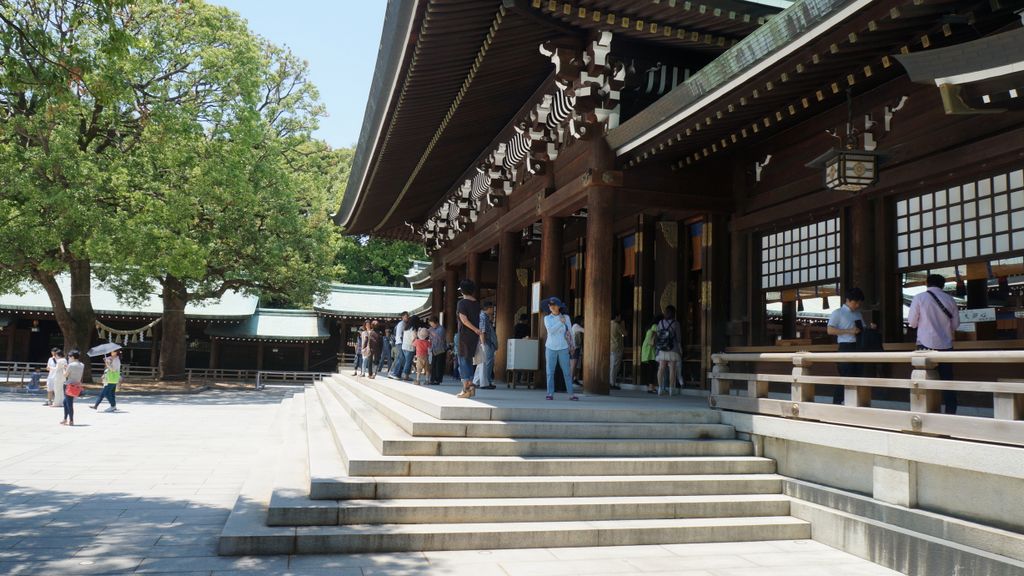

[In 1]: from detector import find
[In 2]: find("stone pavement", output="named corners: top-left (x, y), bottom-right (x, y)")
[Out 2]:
top-left (0, 387), bottom-right (902, 575)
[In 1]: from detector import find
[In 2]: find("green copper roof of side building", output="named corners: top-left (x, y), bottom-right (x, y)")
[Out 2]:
top-left (0, 276), bottom-right (258, 319)
top-left (205, 309), bottom-right (330, 341)
top-left (314, 284), bottom-right (430, 318)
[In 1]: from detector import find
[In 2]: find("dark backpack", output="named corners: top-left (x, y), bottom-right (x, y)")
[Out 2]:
top-left (655, 320), bottom-right (677, 352)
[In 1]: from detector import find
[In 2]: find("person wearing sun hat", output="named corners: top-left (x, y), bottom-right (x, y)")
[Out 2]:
top-left (542, 296), bottom-right (578, 401)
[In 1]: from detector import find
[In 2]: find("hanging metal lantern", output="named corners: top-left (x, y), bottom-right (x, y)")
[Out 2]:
top-left (807, 148), bottom-right (880, 193)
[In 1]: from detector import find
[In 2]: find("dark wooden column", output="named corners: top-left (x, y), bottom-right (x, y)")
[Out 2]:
top-left (729, 227), bottom-right (749, 347)
top-left (467, 251), bottom-right (481, 284)
top-left (540, 216), bottom-right (564, 299)
top-left (303, 341), bottom-right (311, 371)
top-left (583, 185), bottom-right (614, 395)
top-left (431, 277), bottom-right (444, 321)
top-left (5, 325), bottom-right (14, 360)
top-left (850, 197), bottom-right (876, 304)
top-left (445, 266), bottom-right (459, 343)
top-left (495, 231), bottom-right (517, 377)
top-left (632, 214), bottom-right (655, 386)
top-left (256, 342), bottom-right (265, 370)
top-left (209, 338), bottom-right (220, 369)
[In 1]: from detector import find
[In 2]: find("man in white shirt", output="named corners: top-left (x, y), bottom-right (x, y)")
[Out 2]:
top-left (827, 287), bottom-right (866, 404)
top-left (388, 312), bottom-right (410, 378)
top-left (908, 274), bottom-right (960, 413)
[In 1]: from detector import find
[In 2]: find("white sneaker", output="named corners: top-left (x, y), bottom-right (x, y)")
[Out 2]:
top-left (104, 407), bottom-right (117, 413)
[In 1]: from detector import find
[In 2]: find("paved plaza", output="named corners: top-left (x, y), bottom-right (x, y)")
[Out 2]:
top-left (0, 386), bottom-right (902, 575)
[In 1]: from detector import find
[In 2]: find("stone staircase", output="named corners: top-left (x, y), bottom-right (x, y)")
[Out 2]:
top-left (218, 375), bottom-right (810, 555)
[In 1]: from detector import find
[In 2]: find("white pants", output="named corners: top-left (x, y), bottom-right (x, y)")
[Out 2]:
top-left (52, 379), bottom-right (65, 406)
top-left (609, 351), bottom-right (622, 385)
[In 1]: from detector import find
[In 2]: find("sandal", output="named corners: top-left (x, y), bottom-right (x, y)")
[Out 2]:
top-left (545, 395), bottom-right (554, 400)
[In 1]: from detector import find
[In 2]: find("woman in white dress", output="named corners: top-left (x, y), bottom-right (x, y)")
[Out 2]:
top-left (52, 349), bottom-right (67, 409)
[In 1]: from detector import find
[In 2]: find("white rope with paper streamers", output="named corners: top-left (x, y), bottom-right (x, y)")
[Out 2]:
top-left (95, 317), bottom-right (161, 344)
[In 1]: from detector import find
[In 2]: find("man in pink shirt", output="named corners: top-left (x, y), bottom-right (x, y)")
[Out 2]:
top-left (907, 274), bottom-right (960, 413)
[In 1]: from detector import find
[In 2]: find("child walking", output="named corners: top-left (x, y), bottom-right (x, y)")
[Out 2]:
top-left (413, 330), bottom-right (431, 385)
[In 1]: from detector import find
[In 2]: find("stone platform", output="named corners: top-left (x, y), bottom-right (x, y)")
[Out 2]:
top-left (218, 376), bottom-right (812, 555)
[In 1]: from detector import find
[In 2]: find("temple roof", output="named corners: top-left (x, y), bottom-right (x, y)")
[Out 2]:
top-left (0, 276), bottom-right (258, 320)
top-left (205, 309), bottom-right (331, 342)
top-left (338, 0), bottom-right (785, 237)
top-left (314, 284), bottom-right (430, 319)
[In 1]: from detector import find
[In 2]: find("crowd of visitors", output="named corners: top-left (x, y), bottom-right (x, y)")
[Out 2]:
top-left (346, 278), bottom-right (698, 400)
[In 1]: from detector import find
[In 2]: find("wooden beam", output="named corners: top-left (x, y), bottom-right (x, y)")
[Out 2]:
top-left (616, 187), bottom-right (735, 213)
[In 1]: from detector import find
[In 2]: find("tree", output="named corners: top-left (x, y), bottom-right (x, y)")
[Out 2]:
top-left (106, 35), bottom-right (341, 380)
top-left (335, 236), bottom-right (426, 287)
top-left (0, 0), bottom-right (141, 376)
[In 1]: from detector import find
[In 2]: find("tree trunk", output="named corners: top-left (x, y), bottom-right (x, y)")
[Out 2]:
top-left (35, 259), bottom-right (96, 382)
top-left (159, 275), bottom-right (189, 381)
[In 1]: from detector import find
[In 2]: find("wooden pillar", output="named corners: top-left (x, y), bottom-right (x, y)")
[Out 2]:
top-left (467, 251), bottom-right (481, 285)
top-left (632, 214), bottom-right (655, 387)
top-left (256, 342), bottom-right (265, 370)
top-left (540, 216), bottom-right (564, 299)
top-left (496, 231), bottom-right (517, 378)
top-left (445, 267), bottom-right (459, 343)
top-left (729, 227), bottom-right (749, 348)
top-left (850, 197), bottom-right (876, 304)
top-left (431, 278), bottom-right (444, 321)
top-left (209, 339), bottom-right (220, 369)
top-left (583, 186), bottom-right (614, 395)
top-left (5, 325), bottom-right (14, 360)
top-left (303, 341), bottom-right (311, 371)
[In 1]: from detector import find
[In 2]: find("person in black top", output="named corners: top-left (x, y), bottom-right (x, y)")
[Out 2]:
top-left (513, 314), bottom-right (530, 339)
top-left (455, 279), bottom-right (482, 398)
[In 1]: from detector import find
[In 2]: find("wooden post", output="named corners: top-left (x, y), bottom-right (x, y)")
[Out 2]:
top-left (303, 341), bottom-right (311, 371)
top-left (910, 355), bottom-right (941, 413)
top-left (496, 231), bottom-right (517, 379)
top-left (632, 214), bottom-right (655, 388)
top-left (209, 338), bottom-right (220, 370)
top-left (5, 325), bottom-right (14, 360)
top-left (431, 278), bottom-right (444, 321)
top-left (729, 227), bottom-right (749, 348)
top-left (467, 251), bottom-right (481, 285)
top-left (583, 185), bottom-right (613, 395)
top-left (791, 355), bottom-right (815, 403)
top-left (445, 267), bottom-right (459, 344)
top-left (256, 342), bottom-right (265, 371)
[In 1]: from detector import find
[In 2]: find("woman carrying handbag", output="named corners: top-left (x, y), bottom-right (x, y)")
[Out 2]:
top-left (61, 350), bottom-right (85, 426)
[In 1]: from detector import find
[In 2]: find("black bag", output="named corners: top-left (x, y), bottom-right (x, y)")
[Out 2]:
top-left (655, 320), bottom-right (677, 352)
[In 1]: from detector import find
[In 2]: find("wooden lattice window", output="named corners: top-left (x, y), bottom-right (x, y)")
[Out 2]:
top-left (896, 168), bottom-right (1024, 270)
top-left (760, 217), bottom-right (840, 290)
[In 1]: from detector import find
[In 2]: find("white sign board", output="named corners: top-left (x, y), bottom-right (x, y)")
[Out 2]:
top-left (959, 308), bottom-right (996, 323)
top-left (531, 281), bottom-right (541, 314)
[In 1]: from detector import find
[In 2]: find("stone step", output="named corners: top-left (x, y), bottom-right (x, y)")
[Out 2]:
top-left (270, 493), bottom-right (792, 526)
top-left (218, 395), bottom-right (300, 555)
top-left (288, 516), bottom-right (811, 554)
top-left (335, 494), bottom-right (791, 525)
top-left (322, 378), bottom-right (751, 458)
top-left (309, 381), bottom-right (772, 486)
top-left (336, 375), bottom-right (735, 439)
top-left (312, 473), bottom-right (785, 501)
top-left (267, 390), bottom-right (339, 527)
top-left (343, 374), bottom-right (722, 423)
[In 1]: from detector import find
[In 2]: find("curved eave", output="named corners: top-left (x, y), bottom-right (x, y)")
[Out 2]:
top-left (336, 0), bottom-right (425, 231)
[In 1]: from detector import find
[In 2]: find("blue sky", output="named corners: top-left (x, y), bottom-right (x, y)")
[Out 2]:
top-left (210, 0), bottom-right (387, 149)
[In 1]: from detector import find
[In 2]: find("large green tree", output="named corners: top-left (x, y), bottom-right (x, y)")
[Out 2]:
top-left (106, 37), bottom-right (341, 380)
top-left (0, 0), bottom-right (149, 375)
top-left (1, 0), bottom-right (340, 380)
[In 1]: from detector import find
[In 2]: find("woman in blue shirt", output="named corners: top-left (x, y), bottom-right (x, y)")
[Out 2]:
top-left (542, 297), bottom-right (578, 401)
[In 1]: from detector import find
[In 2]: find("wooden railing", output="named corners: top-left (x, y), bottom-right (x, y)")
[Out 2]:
top-left (709, 351), bottom-right (1024, 447)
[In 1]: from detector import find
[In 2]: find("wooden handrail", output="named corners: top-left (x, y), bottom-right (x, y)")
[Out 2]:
top-left (709, 350), bottom-right (1024, 447)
